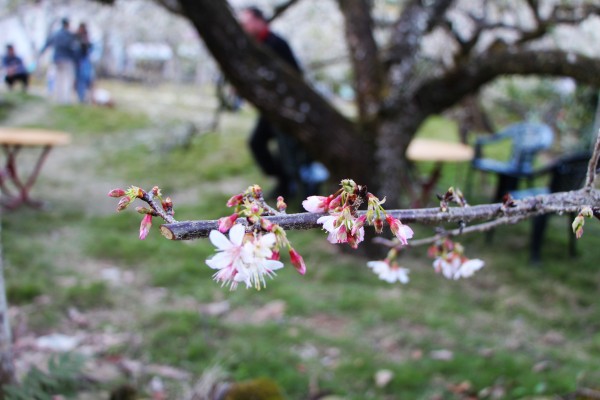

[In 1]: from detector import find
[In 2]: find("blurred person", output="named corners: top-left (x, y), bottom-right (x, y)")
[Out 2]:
top-left (40, 17), bottom-right (78, 104)
top-left (2, 44), bottom-right (30, 92)
top-left (75, 22), bottom-right (94, 103)
top-left (239, 6), bottom-right (312, 199)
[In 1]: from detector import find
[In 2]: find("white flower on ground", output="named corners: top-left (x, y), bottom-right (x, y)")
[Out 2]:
top-left (367, 260), bottom-right (410, 284)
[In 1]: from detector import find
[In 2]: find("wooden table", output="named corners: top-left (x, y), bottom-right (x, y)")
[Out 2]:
top-left (406, 138), bottom-right (474, 206)
top-left (0, 128), bottom-right (71, 209)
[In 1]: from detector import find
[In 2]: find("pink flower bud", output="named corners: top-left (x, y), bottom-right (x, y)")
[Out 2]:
top-left (151, 186), bottom-right (161, 196)
top-left (250, 203), bottom-right (261, 214)
top-left (351, 215), bottom-right (367, 236)
top-left (218, 213), bottom-right (239, 233)
top-left (108, 188), bottom-right (126, 198)
top-left (302, 195), bottom-right (329, 213)
top-left (289, 248), bottom-right (306, 275)
top-left (139, 214), bottom-right (152, 240)
top-left (116, 196), bottom-right (132, 212)
top-left (277, 196), bottom-right (287, 212)
top-left (328, 195), bottom-right (342, 210)
top-left (374, 217), bottom-right (384, 234)
top-left (226, 194), bottom-right (244, 207)
top-left (260, 218), bottom-right (275, 232)
top-left (270, 251), bottom-right (281, 261)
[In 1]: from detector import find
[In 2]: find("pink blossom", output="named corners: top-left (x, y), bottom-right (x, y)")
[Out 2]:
top-left (289, 248), bottom-right (306, 275)
top-left (217, 213), bottom-right (239, 233)
top-left (302, 195), bottom-right (330, 213)
top-left (386, 216), bottom-right (414, 245)
top-left (139, 214), bottom-right (152, 240)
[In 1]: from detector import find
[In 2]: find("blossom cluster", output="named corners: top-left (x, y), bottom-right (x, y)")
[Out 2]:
top-left (303, 179), bottom-right (415, 282)
top-left (303, 179), bottom-right (414, 249)
top-left (428, 239), bottom-right (484, 280)
top-left (207, 185), bottom-right (306, 290)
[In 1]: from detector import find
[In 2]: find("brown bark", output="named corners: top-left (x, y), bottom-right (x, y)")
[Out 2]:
top-left (417, 49), bottom-right (600, 114)
top-left (337, 0), bottom-right (383, 122)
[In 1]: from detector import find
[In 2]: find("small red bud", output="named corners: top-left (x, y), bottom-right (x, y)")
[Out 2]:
top-left (374, 217), bottom-right (384, 234)
top-left (116, 196), bottom-right (132, 212)
top-left (226, 194), bottom-right (244, 207)
top-left (218, 213), bottom-right (239, 233)
top-left (277, 196), bottom-right (287, 212)
top-left (289, 248), bottom-right (306, 275)
top-left (108, 188), bottom-right (126, 198)
top-left (139, 214), bottom-right (152, 240)
top-left (260, 218), bottom-right (275, 232)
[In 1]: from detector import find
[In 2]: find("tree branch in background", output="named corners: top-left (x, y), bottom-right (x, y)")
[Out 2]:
top-left (586, 130), bottom-right (600, 189)
top-left (268, 0), bottom-right (302, 22)
top-left (337, 0), bottom-right (383, 121)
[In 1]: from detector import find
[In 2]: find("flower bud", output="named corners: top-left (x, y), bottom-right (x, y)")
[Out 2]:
top-left (289, 248), bottom-right (306, 275)
top-left (374, 217), bottom-right (384, 234)
top-left (151, 186), bottom-right (161, 196)
top-left (572, 214), bottom-right (585, 239)
top-left (277, 196), bottom-right (287, 212)
top-left (260, 218), bottom-right (275, 232)
top-left (139, 214), bottom-right (152, 240)
top-left (226, 194), bottom-right (244, 208)
top-left (116, 196), bottom-right (132, 212)
top-left (108, 188), bottom-right (126, 198)
top-left (218, 213), bottom-right (239, 233)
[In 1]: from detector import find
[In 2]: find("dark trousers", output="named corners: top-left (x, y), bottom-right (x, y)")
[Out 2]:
top-left (249, 116), bottom-right (285, 178)
top-left (5, 73), bottom-right (29, 91)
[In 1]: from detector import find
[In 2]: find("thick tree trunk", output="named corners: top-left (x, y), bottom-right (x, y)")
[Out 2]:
top-left (176, 0), bottom-right (376, 186)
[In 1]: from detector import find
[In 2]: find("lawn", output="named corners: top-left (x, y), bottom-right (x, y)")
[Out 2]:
top-left (1, 84), bottom-right (599, 399)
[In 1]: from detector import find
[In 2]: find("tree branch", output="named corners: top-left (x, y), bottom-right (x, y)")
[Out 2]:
top-left (416, 49), bottom-right (600, 114)
top-left (337, 0), bottom-right (384, 121)
top-left (160, 188), bottom-right (600, 240)
top-left (268, 0), bottom-right (302, 22)
top-left (586, 128), bottom-right (600, 189)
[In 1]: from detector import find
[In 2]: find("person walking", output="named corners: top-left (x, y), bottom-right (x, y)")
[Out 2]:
top-left (75, 22), bottom-right (94, 103)
top-left (40, 17), bottom-right (78, 104)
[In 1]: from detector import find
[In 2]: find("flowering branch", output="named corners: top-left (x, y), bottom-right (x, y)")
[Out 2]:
top-left (159, 188), bottom-right (600, 240)
top-left (109, 139), bottom-right (600, 289)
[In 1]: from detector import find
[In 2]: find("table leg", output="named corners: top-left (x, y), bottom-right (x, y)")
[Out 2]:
top-left (412, 162), bottom-right (443, 207)
top-left (0, 144), bottom-right (52, 209)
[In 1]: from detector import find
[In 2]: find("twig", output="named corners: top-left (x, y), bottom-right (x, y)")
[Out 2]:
top-left (585, 128), bottom-right (600, 189)
top-left (373, 214), bottom-right (532, 248)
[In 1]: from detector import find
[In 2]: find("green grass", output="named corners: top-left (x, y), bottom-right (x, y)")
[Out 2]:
top-left (2, 82), bottom-right (600, 398)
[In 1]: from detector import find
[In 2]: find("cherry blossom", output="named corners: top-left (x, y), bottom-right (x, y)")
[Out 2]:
top-left (386, 215), bottom-right (414, 245)
top-left (367, 260), bottom-right (410, 284)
